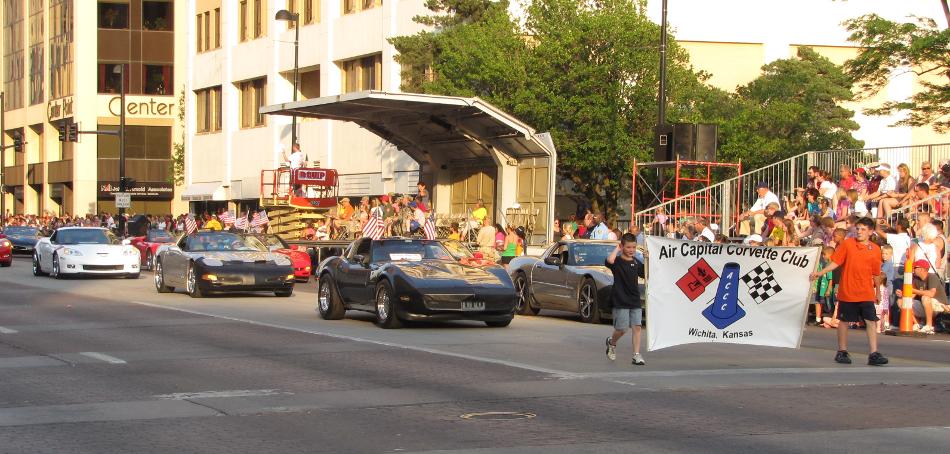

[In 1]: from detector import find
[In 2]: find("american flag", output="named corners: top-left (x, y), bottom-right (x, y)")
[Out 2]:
top-left (185, 215), bottom-right (197, 234)
top-left (219, 210), bottom-right (235, 225)
top-left (234, 212), bottom-right (248, 230)
top-left (423, 215), bottom-right (436, 240)
top-left (362, 213), bottom-right (385, 240)
top-left (251, 210), bottom-right (269, 227)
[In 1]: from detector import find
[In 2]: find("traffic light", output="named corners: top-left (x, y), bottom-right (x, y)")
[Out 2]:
top-left (58, 125), bottom-right (67, 142)
top-left (12, 133), bottom-right (22, 152)
top-left (67, 122), bottom-right (79, 142)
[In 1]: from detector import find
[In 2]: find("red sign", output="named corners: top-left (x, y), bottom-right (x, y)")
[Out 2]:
top-left (688, 258), bottom-right (719, 286)
top-left (676, 273), bottom-right (706, 301)
top-left (293, 168), bottom-right (337, 187)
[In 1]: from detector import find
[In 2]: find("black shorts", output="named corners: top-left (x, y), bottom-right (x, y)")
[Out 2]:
top-left (500, 255), bottom-right (515, 264)
top-left (837, 301), bottom-right (879, 322)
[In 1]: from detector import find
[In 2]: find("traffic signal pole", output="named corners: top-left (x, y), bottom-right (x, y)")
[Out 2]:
top-left (1, 91), bottom-right (5, 221)
top-left (118, 64), bottom-right (127, 225)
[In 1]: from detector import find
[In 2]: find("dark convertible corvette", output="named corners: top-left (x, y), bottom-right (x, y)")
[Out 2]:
top-left (316, 238), bottom-right (517, 328)
top-left (153, 231), bottom-right (295, 298)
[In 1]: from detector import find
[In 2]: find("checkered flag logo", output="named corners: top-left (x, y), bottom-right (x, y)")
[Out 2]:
top-left (740, 262), bottom-right (783, 304)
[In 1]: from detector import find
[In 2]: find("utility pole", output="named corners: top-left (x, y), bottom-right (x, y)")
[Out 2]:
top-left (1, 92), bottom-right (5, 221)
top-left (658, 0), bottom-right (668, 129)
top-left (117, 64), bottom-right (127, 234)
top-left (275, 9), bottom-right (300, 147)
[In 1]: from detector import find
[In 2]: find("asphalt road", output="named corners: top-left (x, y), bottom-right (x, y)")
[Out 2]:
top-left (0, 256), bottom-right (948, 453)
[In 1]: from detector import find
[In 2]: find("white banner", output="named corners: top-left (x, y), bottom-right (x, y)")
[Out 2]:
top-left (646, 237), bottom-right (821, 351)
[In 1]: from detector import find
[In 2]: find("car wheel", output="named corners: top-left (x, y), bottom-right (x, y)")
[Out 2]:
top-left (514, 272), bottom-right (536, 316)
top-left (51, 254), bottom-right (64, 280)
top-left (0, 260), bottom-right (10, 267)
top-left (275, 287), bottom-right (294, 297)
top-left (154, 259), bottom-right (174, 293)
top-left (32, 253), bottom-right (46, 276)
top-left (374, 281), bottom-right (403, 329)
top-left (144, 250), bottom-right (153, 271)
top-left (186, 263), bottom-right (204, 298)
top-left (578, 278), bottom-right (601, 324)
top-left (317, 275), bottom-right (345, 320)
top-left (485, 317), bottom-right (513, 328)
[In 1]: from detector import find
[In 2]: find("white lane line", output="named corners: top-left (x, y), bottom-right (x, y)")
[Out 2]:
top-left (931, 340), bottom-right (950, 343)
top-left (79, 352), bottom-right (128, 364)
top-left (129, 300), bottom-right (571, 376)
top-left (0, 327), bottom-right (18, 334)
top-left (155, 389), bottom-right (289, 400)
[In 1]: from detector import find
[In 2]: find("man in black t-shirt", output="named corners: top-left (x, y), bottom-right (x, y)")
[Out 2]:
top-left (605, 233), bottom-right (647, 365)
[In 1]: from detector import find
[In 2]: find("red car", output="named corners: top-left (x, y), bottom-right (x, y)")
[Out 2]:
top-left (254, 234), bottom-right (312, 283)
top-left (0, 234), bottom-right (11, 267)
top-left (130, 229), bottom-right (178, 271)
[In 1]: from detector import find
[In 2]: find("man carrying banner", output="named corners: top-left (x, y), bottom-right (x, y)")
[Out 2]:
top-left (605, 233), bottom-right (647, 365)
top-left (810, 217), bottom-right (889, 366)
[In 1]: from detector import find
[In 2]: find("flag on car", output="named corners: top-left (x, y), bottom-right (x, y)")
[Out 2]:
top-left (362, 212), bottom-right (385, 240)
top-left (185, 215), bottom-right (197, 234)
top-left (251, 210), bottom-right (269, 227)
top-left (219, 210), bottom-right (235, 226)
top-left (234, 212), bottom-right (248, 230)
top-left (423, 215), bottom-right (436, 240)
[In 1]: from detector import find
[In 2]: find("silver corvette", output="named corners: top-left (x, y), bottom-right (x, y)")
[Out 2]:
top-left (507, 239), bottom-right (621, 323)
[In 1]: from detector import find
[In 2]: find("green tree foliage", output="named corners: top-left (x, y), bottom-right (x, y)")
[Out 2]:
top-left (718, 47), bottom-right (864, 169)
top-left (843, 10), bottom-right (950, 131)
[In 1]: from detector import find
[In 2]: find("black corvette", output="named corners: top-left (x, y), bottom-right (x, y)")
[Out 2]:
top-left (316, 238), bottom-right (517, 328)
top-left (2, 226), bottom-right (45, 254)
top-left (154, 231), bottom-right (295, 298)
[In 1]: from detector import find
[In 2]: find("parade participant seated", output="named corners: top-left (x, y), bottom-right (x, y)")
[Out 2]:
top-left (895, 259), bottom-right (948, 335)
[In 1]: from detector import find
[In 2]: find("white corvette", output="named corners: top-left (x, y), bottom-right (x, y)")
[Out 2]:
top-left (32, 227), bottom-right (140, 279)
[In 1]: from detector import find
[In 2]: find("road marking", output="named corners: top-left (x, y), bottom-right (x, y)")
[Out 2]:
top-left (931, 340), bottom-right (950, 343)
top-left (79, 352), bottom-right (127, 364)
top-left (0, 326), bottom-right (18, 334)
top-left (563, 366), bottom-right (950, 380)
top-left (155, 389), bottom-right (288, 400)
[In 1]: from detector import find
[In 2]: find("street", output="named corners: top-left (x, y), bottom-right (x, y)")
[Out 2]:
top-left (0, 258), bottom-right (949, 453)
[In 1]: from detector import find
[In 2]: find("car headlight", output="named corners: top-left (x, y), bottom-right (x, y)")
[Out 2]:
top-left (0, 240), bottom-right (9, 248)
top-left (202, 258), bottom-right (223, 267)
top-left (122, 248), bottom-right (138, 256)
top-left (60, 248), bottom-right (82, 256)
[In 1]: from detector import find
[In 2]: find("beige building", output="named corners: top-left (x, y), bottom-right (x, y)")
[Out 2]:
top-left (653, 0), bottom-right (948, 147)
top-left (1, 0), bottom-right (188, 217)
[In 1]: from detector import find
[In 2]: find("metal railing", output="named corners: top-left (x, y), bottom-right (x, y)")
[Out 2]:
top-left (890, 189), bottom-right (950, 230)
top-left (632, 143), bottom-right (950, 235)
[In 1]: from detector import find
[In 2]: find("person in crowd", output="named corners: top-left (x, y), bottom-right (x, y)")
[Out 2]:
top-left (878, 244), bottom-right (895, 332)
top-left (605, 233), bottom-right (647, 366)
top-left (500, 225), bottom-right (518, 266)
top-left (813, 246), bottom-right (835, 325)
top-left (448, 222), bottom-right (461, 241)
top-left (588, 212), bottom-right (610, 240)
top-left (876, 218), bottom-right (912, 277)
top-left (281, 143), bottom-right (304, 170)
top-left (896, 260), bottom-right (948, 335)
top-left (865, 163), bottom-right (896, 218)
top-left (476, 218), bottom-right (498, 261)
top-left (561, 221), bottom-right (576, 240)
top-left (817, 170), bottom-right (839, 203)
top-left (809, 217), bottom-right (889, 366)
top-left (416, 182), bottom-right (430, 212)
top-left (838, 164), bottom-right (856, 191)
top-left (551, 218), bottom-right (563, 242)
top-left (739, 182), bottom-right (780, 235)
top-left (204, 214), bottom-right (222, 231)
top-left (918, 161), bottom-right (937, 186)
top-left (650, 206), bottom-right (669, 236)
top-left (627, 223), bottom-right (645, 244)
top-left (804, 188), bottom-right (821, 217)
top-left (338, 198), bottom-right (355, 221)
top-left (694, 217), bottom-right (715, 242)
top-left (742, 234), bottom-right (763, 246)
top-left (315, 219), bottom-right (330, 240)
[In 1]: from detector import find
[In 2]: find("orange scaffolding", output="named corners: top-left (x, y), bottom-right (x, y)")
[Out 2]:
top-left (631, 158), bottom-right (742, 227)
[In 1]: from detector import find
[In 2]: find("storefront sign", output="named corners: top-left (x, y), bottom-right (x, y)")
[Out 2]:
top-left (114, 192), bottom-right (131, 208)
top-left (47, 96), bottom-right (74, 122)
top-left (98, 181), bottom-right (174, 200)
top-left (98, 95), bottom-right (177, 119)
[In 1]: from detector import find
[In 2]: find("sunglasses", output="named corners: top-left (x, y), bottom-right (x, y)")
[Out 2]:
top-left (922, 167), bottom-right (931, 170)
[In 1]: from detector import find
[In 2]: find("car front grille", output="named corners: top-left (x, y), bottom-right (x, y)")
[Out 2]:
top-left (83, 265), bottom-right (124, 271)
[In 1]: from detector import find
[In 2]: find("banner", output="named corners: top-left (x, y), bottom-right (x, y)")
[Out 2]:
top-left (645, 237), bottom-right (820, 351)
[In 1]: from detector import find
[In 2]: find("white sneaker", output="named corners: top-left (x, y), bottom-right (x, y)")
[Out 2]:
top-left (920, 325), bottom-right (936, 335)
top-left (605, 338), bottom-right (616, 361)
top-left (632, 353), bottom-right (645, 366)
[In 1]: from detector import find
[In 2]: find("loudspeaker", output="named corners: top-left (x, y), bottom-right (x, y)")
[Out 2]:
top-left (672, 123), bottom-right (696, 160)
top-left (654, 124), bottom-right (674, 161)
top-left (695, 124), bottom-right (718, 162)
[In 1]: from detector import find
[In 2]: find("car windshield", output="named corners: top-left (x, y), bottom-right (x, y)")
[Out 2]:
top-left (57, 229), bottom-right (120, 245)
top-left (441, 240), bottom-right (474, 259)
top-left (259, 235), bottom-right (288, 251)
top-left (185, 232), bottom-right (267, 252)
top-left (570, 243), bottom-right (618, 266)
top-left (371, 240), bottom-right (454, 262)
top-left (4, 226), bottom-right (38, 236)
top-left (146, 230), bottom-right (175, 243)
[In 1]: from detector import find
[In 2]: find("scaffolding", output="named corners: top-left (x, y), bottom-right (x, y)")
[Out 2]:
top-left (631, 158), bottom-right (743, 231)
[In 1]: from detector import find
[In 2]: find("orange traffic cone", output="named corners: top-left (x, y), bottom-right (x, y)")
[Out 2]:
top-left (886, 257), bottom-right (925, 337)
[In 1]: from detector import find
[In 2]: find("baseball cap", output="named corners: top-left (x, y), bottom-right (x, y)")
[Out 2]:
top-left (743, 234), bottom-right (763, 245)
top-left (914, 259), bottom-right (931, 269)
top-left (878, 163), bottom-right (892, 171)
top-left (755, 181), bottom-right (769, 189)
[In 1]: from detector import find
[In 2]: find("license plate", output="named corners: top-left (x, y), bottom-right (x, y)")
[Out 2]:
top-left (461, 301), bottom-right (485, 311)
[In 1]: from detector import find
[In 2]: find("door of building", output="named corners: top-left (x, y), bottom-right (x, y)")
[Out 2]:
top-left (517, 157), bottom-right (550, 244)
top-left (450, 167), bottom-right (495, 219)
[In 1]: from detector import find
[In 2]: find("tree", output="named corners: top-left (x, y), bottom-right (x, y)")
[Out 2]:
top-left (717, 47), bottom-right (864, 169)
top-left (843, 4), bottom-right (950, 132)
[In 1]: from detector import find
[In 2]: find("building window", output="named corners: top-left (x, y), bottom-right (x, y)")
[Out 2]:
top-left (97, 63), bottom-right (129, 94)
top-left (299, 69), bottom-right (320, 100)
top-left (253, 0), bottom-right (264, 38)
top-left (197, 7), bottom-right (221, 52)
top-left (341, 54), bottom-right (381, 93)
top-left (195, 13), bottom-right (202, 52)
top-left (144, 65), bottom-right (172, 95)
top-left (142, 1), bottom-right (172, 31)
top-left (214, 8), bottom-right (221, 48)
top-left (288, 0), bottom-right (318, 26)
top-left (98, 125), bottom-right (171, 160)
top-left (28, 0), bottom-right (43, 106)
top-left (195, 86), bottom-right (222, 133)
top-left (343, 0), bottom-right (380, 15)
top-left (239, 1), bottom-right (246, 41)
top-left (239, 78), bottom-right (266, 128)
top-left (4, 0), bottom-right (25, 110)
top-left (49, 0), bottom-right (73, 100)
top-left (204, 11), bottom-right (210, 50)
top-left (98, 2), bottom-right (129, 30)
top-left (239, 0), bottom-right (266, 42)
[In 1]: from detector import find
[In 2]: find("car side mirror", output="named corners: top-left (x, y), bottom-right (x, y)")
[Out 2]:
top-left (543, 256), bottom-right (561, 267)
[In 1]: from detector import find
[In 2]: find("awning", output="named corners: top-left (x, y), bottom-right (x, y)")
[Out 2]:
top-left (180, 182), bottom-right (226, 202)
top-left (259, 91), bottom-right (555, 164)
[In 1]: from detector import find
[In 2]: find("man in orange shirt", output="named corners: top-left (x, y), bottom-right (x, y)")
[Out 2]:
top-left (810, 217), bottom-right (889, 366)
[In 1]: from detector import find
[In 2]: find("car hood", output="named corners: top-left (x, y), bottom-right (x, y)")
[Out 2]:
top-left (55, 243), bottom-right (131, 253)
top-left (275, 248), bottom-right (310, 263)
top-left (192, 251), bottom-right (291, 265)
top-left (8, 235), bottom-right (41, 244)
top-left (395, 260), bottom-right (508, 285)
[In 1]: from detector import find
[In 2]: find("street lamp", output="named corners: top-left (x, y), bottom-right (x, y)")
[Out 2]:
top-left (113, 64), bottom-right (127, 231)
top-left (275, 9), bottom-right (300, 148)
